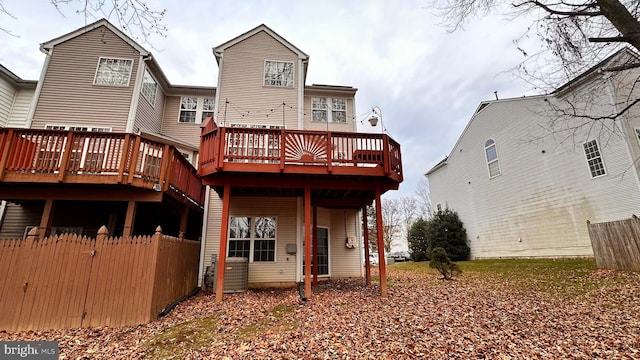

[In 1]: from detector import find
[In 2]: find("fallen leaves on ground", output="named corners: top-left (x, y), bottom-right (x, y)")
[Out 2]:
top-left (1, 263), bottom-right (639, 359)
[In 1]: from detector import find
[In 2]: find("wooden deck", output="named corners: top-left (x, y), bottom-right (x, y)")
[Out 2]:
top-left (0, 128), bottom-right (204, 208)
top-left (198, 121), bottom-right (403, 207)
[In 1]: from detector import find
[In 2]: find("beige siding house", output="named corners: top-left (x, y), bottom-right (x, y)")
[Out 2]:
top-left (427, 48), bottom-right (640, 259)
top-left (0, 19), bottom-right (205, 241)
top-left (0, 20), bottom-right (403, 300)
top-left (200, 25), bottom-right (371, 289)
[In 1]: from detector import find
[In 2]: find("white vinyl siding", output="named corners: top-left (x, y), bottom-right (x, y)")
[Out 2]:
top-left (93, 57), bottom-right (133, 87)
top-left (485, 139), bottom-right (501, 178)
top-left (7, 88), bottom-right (34, 127)
top-left (0, 76), bottom-right (16, 126)
top-left (428, 95), bottom-right (640, 260)
top-left (583, 139), bottom-right (606, 178)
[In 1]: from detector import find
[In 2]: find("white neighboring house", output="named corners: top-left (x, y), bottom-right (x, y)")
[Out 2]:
top-left (426, 48), bottom-right (640, 259)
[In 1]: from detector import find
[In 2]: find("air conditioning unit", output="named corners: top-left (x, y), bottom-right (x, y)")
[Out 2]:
top-left (204, 257), bottom-right (249, 293)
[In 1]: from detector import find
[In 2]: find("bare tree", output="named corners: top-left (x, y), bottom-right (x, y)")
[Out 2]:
top-left (415, 177), bottom-right (433, 219)
top-left (430, 1), bottom-right (640, 140)
top-left (1, 0), bottom-right (166, 45)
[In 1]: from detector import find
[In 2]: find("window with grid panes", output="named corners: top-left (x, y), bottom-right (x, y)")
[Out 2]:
top-left (228, 216), bottom-right (276, 262)
top-left (583, 139), bottom-right (606, 177)
top-left (94, 57), bottom-right (133, 86)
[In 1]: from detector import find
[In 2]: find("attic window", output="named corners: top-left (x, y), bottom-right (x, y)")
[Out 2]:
top-left (264, 61), bottom-right (294, 87)
top-left (94, 57), bottom-right (133, 86)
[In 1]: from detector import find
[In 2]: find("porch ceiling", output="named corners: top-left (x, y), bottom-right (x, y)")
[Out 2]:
top-left (205, 172), bottom-right (399, 209)
top-left (0, 183), bottom-right (204, 212)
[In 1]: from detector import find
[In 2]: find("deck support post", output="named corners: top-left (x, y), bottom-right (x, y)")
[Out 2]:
top-left (304, 183), bottom-right (312, 299)
top-left (39, 199), bottom-right (55, 239)
top-left (123, 200), bottom-right (137, 237)
top-left (179, 206), bottom-right (189, 237)
top-left (362, 205), bottom-right (371, 285)
top-left (215, 179), bottom-right (231, 302)
top-left (374, 184), bottom-right (387, 297)
top-left (312, 205), bottom-right (318, 287)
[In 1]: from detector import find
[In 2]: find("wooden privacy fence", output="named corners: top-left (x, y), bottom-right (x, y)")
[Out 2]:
top-left (0, 225), bottom-right (200, 332)
top-left (587, 216), bottom-right (640, 271)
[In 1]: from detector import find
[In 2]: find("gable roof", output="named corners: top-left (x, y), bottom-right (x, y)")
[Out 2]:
top-left (40, 18), bottom-right (150, 56)
top-left (0, 64), bottom-right (37, 87)
top-left (426, 47), bottom-right (640, 177)
top-left (212, 24), bottom-right (309, 64)
top-left (553, 47), bottom-right (640, 95)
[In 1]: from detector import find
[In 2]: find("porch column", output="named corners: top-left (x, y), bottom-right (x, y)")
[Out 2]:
top-left (312, 205), bottom-right (318, 287)
top-left (374, 184), bottom-right (387, 297)
top-left (39, 199), bottom-right (55, 239)
top-left (362, 205), bottom-right (371, 285)
top-left (216, 179), bottom-right (231, 302)
top-left (123, 200), bottom-right (137, 237)
top-left (304, 184), bottom-right (312, 298)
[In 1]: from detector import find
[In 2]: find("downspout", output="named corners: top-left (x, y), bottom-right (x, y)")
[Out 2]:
top-left (26, 46), bottom-right (53, 128)
top-left (197, 185), bottom-right (211, 287)
top-left (297, 58), bottom-right (305, 130)
top-left (213, 51), bottom-right (224, 124)
top-left (604, 74), bottom-right (640, 189)
top-left (126, 54), bottom-right (149, 133)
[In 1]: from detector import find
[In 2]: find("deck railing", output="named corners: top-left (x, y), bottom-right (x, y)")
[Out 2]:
top-left (0, 129), bottom-right (204, 207)
top-left (199, 122), bottom-right (403, 181)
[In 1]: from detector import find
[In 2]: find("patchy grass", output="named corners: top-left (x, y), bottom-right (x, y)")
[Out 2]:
top-left (390, 257), bottom-right (625, 298)
top-left (236, 304), bottom-right (297, 340)
top-left (140, 315), bottom-right (220, 359)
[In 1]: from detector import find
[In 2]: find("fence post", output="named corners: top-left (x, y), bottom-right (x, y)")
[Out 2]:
top-left (146, 226), bottom-right (163, 319)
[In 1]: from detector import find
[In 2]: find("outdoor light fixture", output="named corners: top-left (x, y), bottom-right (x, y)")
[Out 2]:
top-left (368, 106), bottom-right (384, 133)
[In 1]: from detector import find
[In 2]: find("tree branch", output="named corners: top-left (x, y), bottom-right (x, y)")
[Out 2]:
top-left (589, 36), bottom-right (630, 42)
top-left (514, 1), bottom-right (604, 16)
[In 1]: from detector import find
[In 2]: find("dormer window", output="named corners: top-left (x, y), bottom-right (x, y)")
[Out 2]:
top-left (264, 60), bottom-right (294, 87)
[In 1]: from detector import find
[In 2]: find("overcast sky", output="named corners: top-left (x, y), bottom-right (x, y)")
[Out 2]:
top-left (0, 0), bottom-right (539, 200)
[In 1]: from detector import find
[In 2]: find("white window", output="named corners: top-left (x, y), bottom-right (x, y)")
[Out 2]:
top-left (583, 139), bottom-right (606, 178)
top-left (228, 216), bottom-right (276, 262)
top-left (332, 98), bottom-right (346, 123)
top-left (179, 97), bottom-right (214, 123)
top-left (311, 97), bottom-right (347, 123)
top-left (141, 69), bottom-right (158, 107)
top-left (264, 60), bottom-right (294, 87)
top-left (44, 125), bottom-right (112, 132)
top-left (228, 123), bottom-right (284, 159)
top-left (312, 98), bottom-right (328, 122)
top-left (94, 57), bottom-right (133, 86)
top-left (484, 139), bottom-right (501, 178)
